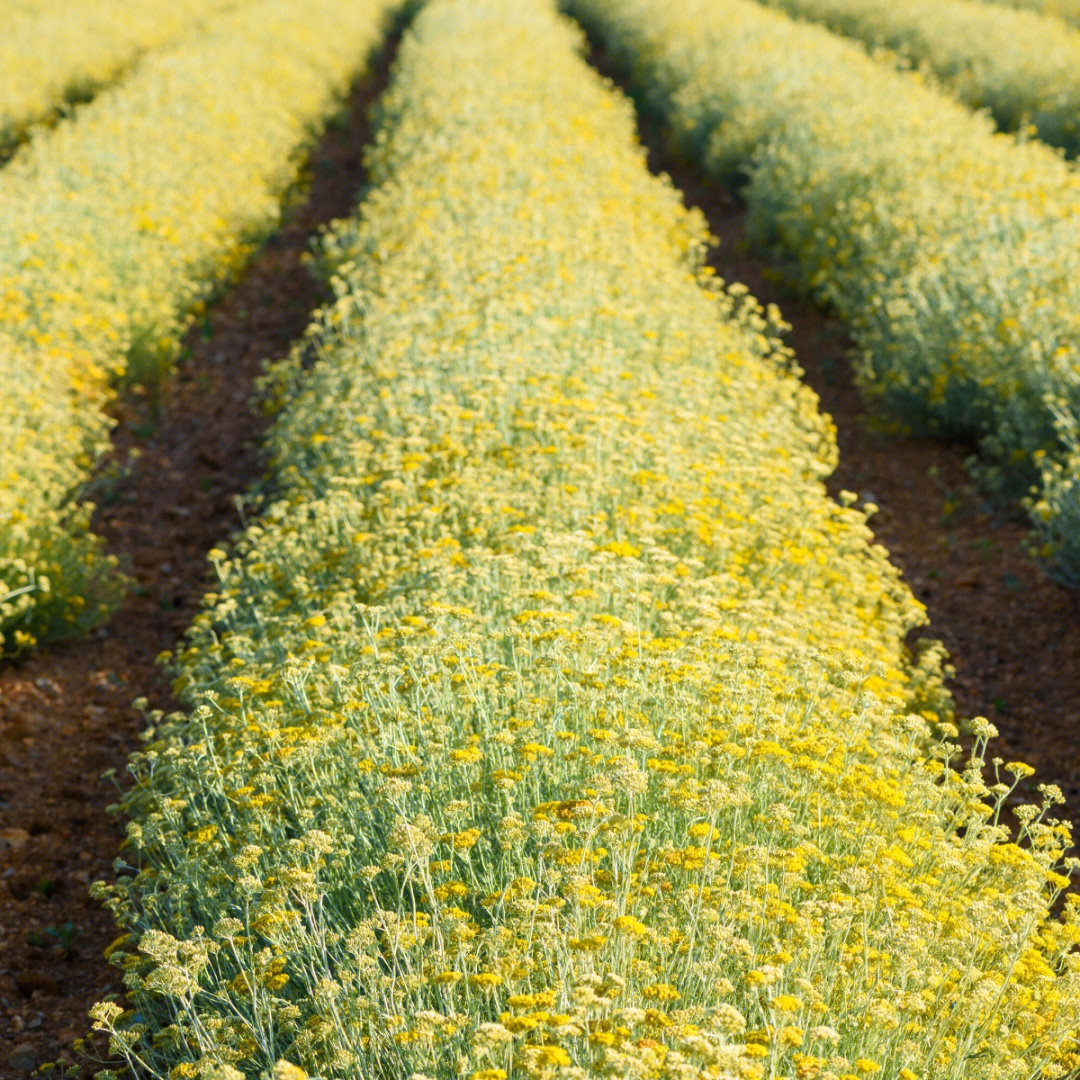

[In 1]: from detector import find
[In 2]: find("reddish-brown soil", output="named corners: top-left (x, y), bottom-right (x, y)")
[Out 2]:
top-left (598, 70), bottom-right (1080, 826)
top-left (0, 29), bottom-right (400, 1078)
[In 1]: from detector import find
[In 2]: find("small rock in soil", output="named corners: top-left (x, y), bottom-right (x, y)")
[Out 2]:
top-left (8, 1044), bottom-right (36, 1071)
top-left (0, 828), bottom-right (30, 852)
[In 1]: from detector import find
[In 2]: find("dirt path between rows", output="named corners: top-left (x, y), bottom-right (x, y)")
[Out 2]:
top-left (0, 26), bottom-right (401, 1077)
top-left (583, 46), bottom-right (1080, 839)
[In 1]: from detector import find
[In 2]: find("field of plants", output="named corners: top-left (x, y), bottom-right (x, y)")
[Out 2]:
top-left (3, 0), bottom-right (1080, 1078)
top-left (0, 0), bottom-right (394, 657)
top-left (758, 0), bottom-right (1080, 156)
top-left (987, 0), bottom-right (1080, 23)
top-left (568, 0), bottom-right (1080, 587)
top-left (0, 0), bottom-right (238, 158)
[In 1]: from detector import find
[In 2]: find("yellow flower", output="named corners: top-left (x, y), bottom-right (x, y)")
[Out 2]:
top-left (770, 995), bottom-right (802, 1013)
top-left (270, 1064), bottom-right (308, 1080)
top-left (522, 1045), bottom-right (572, 1069)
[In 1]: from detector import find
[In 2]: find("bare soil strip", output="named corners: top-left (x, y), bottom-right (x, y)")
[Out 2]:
top-left (582, 40), bottom-right (1080, 834)
top-left (0, 24), bottom-right (403, 1076)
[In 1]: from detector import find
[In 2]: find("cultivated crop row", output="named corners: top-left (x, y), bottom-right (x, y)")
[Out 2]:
top-left (983, 0), bottom-right (1080, 25)
top-left (760, 0), bottom-right (1080, 158)
top-left (89, 2), bottom-right (1080, 1077)
top-left (0, 0), bottom-right (394, 658)
top-left (0, 0), bottom-right (238, 158)
top-left (568, 0), bottom-right (1080, 587)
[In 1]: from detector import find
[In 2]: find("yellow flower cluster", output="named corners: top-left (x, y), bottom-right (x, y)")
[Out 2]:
top-left (0, 0), bottom-right (235, 157)
top-left (569, 0), bottom-right (1080, 586)
top-left (91, 0), bottom-right (1080, 1078)
top-left (986, 0), bottom-right (1080, 25)
top-left (761, 0), bottom-right (1080, 157)
top-left (0, 0), bottom-right (393, 657)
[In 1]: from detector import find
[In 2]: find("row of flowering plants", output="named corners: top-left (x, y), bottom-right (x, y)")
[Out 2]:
top-left (0, 0), bottom-right (237, 158)
top-left (0, 0), bottom-right (395, 657)
top-left (87, 2), bottom-right (1080, 1077)
top-left (990, 0), bottom-right (1080, 25)
top-left (759, 0), bottom-right (1080, 157)
top-left (567, 0), bottom-right (1080, 587)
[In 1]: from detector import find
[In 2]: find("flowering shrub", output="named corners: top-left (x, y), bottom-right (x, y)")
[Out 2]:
top-left (760, 0), bottom-right (1080, 158)
top-left (568, 0), bottom-right (1080, 586)
top-left (90, 2), bottom-right (1080, 1078)
top-left (1031, 401), bottom-right (1080, 588)
top-left (987, 0), bottom-right (1080, 25)
top-left (0, 0), bottom-right (393, 657)
top-left (0, 0), bottom-right (236, 157)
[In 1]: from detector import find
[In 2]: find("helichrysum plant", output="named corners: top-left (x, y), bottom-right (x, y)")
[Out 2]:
top-left (567, 0), bottom-right (1080, 587)
top-left (984, 0), bottom-right (1080, 27)
top-left (0, 0), bottom-right (237, 157)
top-left (758, 0), bottom-right (1080, 158)
top-left (89, 2), bottom-right (1080, 1078)
top-left (0, 0), bottom-right (394, 658)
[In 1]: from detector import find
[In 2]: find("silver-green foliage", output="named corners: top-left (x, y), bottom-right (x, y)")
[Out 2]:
top-left (88, 1), bottom-right (1080, 1078)
top-left (761, 0), bottom-right (1080, 157)
top-left (568, 0), bottom-right (1080, 584)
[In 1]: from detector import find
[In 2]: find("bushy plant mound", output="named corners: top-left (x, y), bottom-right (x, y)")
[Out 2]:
top-left (567, 0), bottom-right (1080, 586)
top-left (0, 0), bottom-right (237, 157)
top-left (90, 3), bottom-right (1080, 1078)
top-left (986, 0), bottom-right (1080, 27)
top-left (0, 0), bottom-right (394, 657)
top-left (760, 0), bottom-right (1080, 158)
